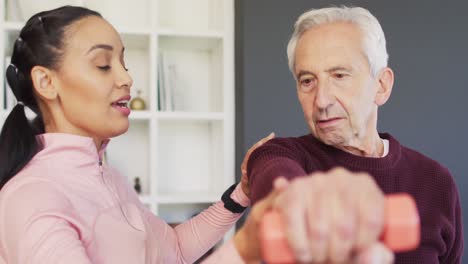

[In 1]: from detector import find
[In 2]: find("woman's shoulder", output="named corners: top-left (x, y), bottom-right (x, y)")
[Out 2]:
top-left (0, 176), bottom-right (71, 213)
top-left (0, 177), bottom-right (74, 241)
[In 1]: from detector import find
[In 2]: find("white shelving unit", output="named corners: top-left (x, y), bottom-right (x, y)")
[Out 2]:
top-left (0, 0), bottom-right (235, 240)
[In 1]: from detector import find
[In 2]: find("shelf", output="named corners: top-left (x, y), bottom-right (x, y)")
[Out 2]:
top-left (106, 119), bottom-right (151, 195)
top-left (158, 29), bottom-right (223, 39)
top-left (158, 0), bottom-right (224, 32)
top-left (117, 27), bottom-right (153, 36)
top-left (3, 30), bottom-right (20, 57)
top-left (4, 0), bottom-right (77, 22)
top-left (157, 111), bottom-right (224, 121)
top-left (159, 35), bottom-right (222, 50)
top-left (120, 34), bottom-right (152, 110)
top-left (2, 21), bottom-right (23, 31)
top-left (120, 33), bottom-right (151, 50)
top-left (83, 0), bottom-right (152, 30)
top-left (158, 203), bottom-right (214, 224)
top-left (157, 120), bottom-right (224, 196)
top-left (3, 11), bottom-right (153, 35)
top-left (129, 110), bottom-right (152, 120)
top-left (158, 36), bottom-right (223, 112)
top-left (0, 110), bottom-right (8, 127)
top-left (138, 194), bottom-right (153, 204)
top-left (156, 193), bottom-right (220, 204)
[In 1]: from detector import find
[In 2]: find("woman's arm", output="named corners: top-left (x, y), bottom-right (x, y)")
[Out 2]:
top-left (201, 177), bottom-right (288, 264)
top-left (145, 183), bottom-right (249, 263)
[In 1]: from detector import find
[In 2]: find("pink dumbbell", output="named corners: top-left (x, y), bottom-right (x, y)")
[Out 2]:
top-left (260, 193), bottom-right (420, 263)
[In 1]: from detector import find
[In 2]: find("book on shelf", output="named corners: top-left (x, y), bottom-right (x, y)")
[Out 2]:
top-left (158, 52), bottom-right (184, 112)
top-left (157, 53), bottom-right (166, 111)
top-left (162, 52), bottom-right (173, 111)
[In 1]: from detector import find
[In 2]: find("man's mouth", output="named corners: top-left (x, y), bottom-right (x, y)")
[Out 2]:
top-left (316, 117), bottom-right (343, 128)
top-left (318, 117), bottom-right (341, 123)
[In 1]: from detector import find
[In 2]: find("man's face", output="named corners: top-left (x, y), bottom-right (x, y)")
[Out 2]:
top-left (294, 22), bottom-right (380, 147)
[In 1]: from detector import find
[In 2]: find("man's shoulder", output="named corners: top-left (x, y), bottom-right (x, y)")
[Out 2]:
top-left (261, 134), bottom-right (316, 150)
top-left (247, 134), bottom-right (325, 172)
top-left (397, 142), bottom-right (457, 193)
top-left (399, 144), bottom-right (451, 175)
top-left (246, 134), bottom-right (312, 163)
top-left (383, 133), bottom-right (450, 175)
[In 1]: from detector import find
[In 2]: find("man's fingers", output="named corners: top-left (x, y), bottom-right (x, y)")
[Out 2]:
top-left (306, 178), bottom-right (328, 263)
top-left (355, 174), bottom-right (385, 249)
top-left (274, 180), bottom-right (314, 262)
top-left (329, 177), bottom-right (356, 263)
top-left (273, 176), bottom-right (289, 191)
top-left (354, 242), bottom-right (394, 264)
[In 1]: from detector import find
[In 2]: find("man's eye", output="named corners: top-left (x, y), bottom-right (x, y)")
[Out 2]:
top-left (301, 78), bottom-right (314, 86)
top-left (299, 78), bottom-right (315, 92)
top-left (335, 73), bottom-right (347, 79)
top-left (98, 65), bottom-right (111, 71)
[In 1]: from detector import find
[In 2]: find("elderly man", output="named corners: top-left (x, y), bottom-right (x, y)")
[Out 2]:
top-left (247, 6), bottom-right (463, 264)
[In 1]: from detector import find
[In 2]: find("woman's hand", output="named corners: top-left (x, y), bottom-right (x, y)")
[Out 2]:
top-left (240, 132), bottom-right (275, 197)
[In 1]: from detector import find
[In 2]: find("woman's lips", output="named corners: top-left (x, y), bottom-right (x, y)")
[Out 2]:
top-left (111, 100), bottom-right (131, 116)
top-left (112, 104), bottom-right (131, 116)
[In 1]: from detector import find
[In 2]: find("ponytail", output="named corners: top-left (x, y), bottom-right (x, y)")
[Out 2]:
top-left (0, 104), bottom-right (43, 189)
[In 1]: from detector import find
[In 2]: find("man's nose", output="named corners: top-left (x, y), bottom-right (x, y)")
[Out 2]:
top-left (314, 81), bottom-right (334, 110)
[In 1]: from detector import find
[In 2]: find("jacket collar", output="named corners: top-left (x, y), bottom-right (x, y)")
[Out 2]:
top-left (35, 133), bottom-right (110, 164)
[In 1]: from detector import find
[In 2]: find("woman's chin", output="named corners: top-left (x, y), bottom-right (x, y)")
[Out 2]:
top-left (107, 121), bottom-right (130, 138)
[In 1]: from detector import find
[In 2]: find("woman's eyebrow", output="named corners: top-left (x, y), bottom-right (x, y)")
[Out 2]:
top-left (87, 44), bottom-right (113, 54)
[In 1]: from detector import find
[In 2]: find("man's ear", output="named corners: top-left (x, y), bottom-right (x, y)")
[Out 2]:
top-left (30, 66), bottom-right (58, 100)
top-left (375, 67), bottom-right (394, 106)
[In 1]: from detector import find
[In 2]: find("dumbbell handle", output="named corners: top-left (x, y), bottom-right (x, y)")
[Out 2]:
top-left (260, 193), bottom-right (420, 264)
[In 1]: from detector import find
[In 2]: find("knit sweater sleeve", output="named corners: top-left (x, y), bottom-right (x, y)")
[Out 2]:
top-left (395, 162), bottom-right (464, 264)
top-left (247, 138), bottom-right (309, 204)
top-left (439, 172), bottom-right (464, 264)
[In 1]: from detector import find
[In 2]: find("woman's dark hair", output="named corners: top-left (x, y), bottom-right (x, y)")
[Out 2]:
top-left (0, 6), bottom-right (101, 189)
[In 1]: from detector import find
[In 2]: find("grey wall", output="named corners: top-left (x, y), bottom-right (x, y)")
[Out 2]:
top-left (235, 0), bottom-right (468, 261)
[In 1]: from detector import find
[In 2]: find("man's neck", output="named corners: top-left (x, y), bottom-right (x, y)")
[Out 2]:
top-left (338, 132), bottom-right (384, 158)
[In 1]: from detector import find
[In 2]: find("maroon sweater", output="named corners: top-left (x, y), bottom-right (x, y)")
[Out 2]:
top-left (247, 133), bottom-right (463, 263)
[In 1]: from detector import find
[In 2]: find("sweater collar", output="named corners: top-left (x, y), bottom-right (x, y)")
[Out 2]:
top-left (305, 133), bottom-right (401, 169)
top-left (35, 133), bottom-right (110, 164)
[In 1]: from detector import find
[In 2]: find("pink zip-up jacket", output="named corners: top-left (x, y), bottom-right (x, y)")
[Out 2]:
top-left (0, 133), bottom-right (249, 264)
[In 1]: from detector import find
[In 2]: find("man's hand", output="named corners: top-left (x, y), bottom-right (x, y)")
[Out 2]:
top-left (234, 177), bottom-right (289, 263)
top-left (273, 167), bottom-right (393, 263)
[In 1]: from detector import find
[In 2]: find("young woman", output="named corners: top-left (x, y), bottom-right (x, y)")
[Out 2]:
top-left (0, 6), bottom-right (279, 264)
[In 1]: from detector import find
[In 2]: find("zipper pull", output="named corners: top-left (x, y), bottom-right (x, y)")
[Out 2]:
top-left (98, 160), bottom-right (104, 178)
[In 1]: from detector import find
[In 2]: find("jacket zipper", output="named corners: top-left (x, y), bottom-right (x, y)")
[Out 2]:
top-left (98, 158), bottom-right (142, 232)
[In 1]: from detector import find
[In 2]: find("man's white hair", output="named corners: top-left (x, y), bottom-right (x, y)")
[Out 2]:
top-left (286, 6), bottom-right (388, 78)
